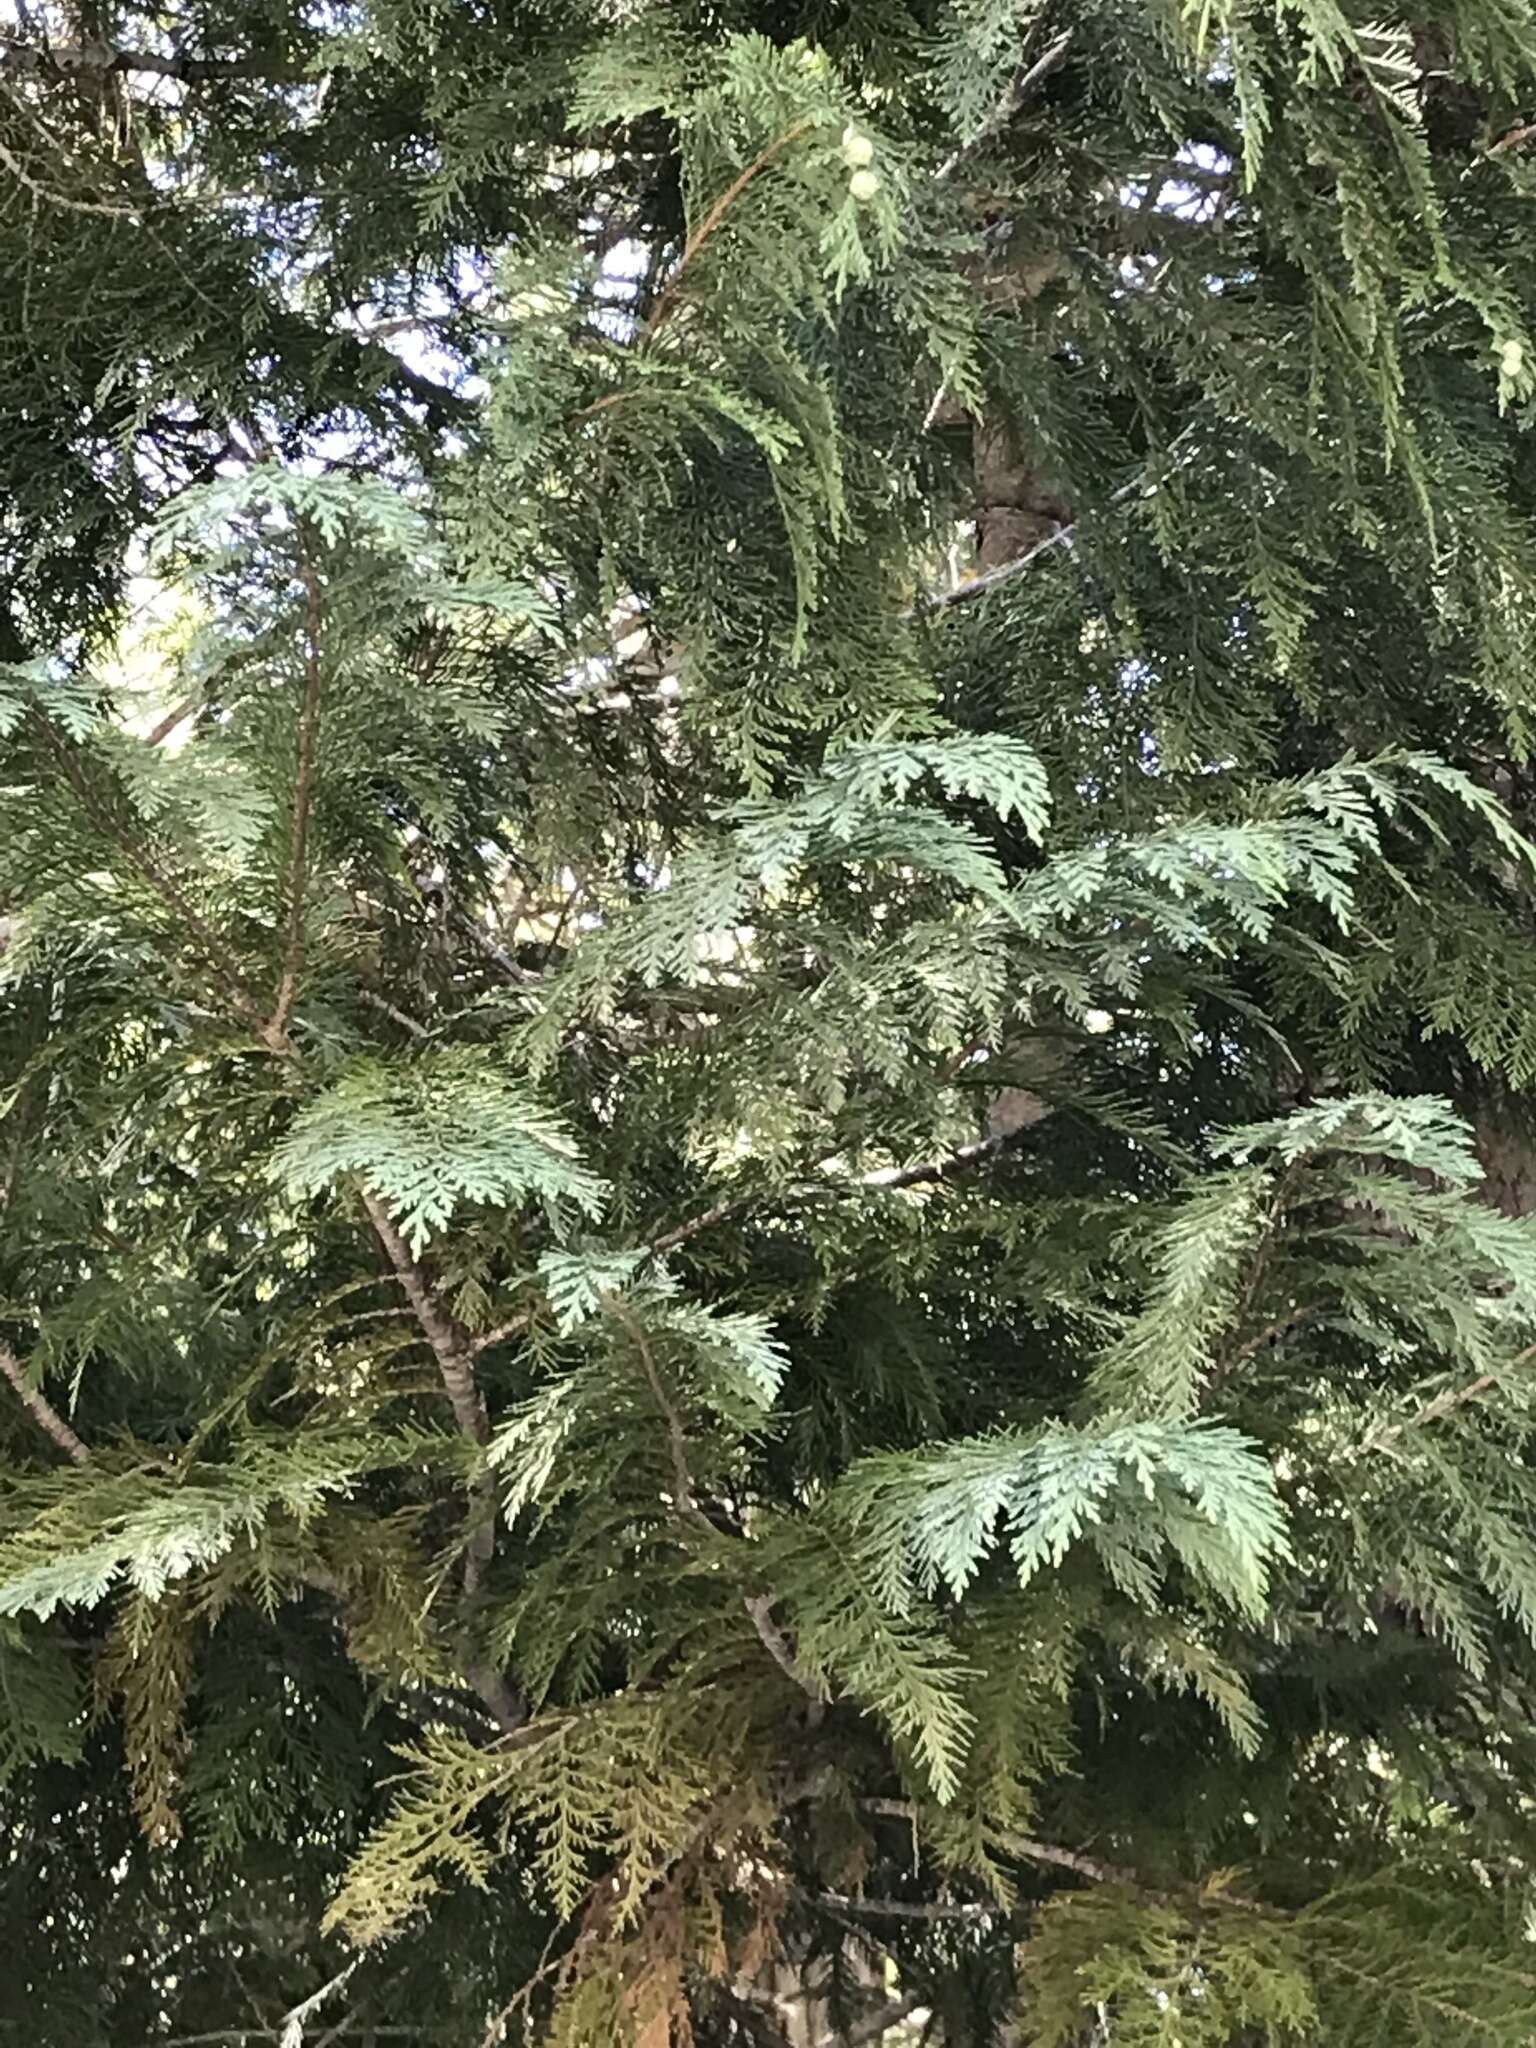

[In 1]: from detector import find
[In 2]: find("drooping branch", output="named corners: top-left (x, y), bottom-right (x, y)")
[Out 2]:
top-left (0, 1338), bottom-right (91, 1464)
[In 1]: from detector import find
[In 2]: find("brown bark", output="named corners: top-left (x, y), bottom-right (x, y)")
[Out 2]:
top-left (1469, 1082), bottom-right (1536, 1218)
top-left (972, 414), bottom-right (1070, 571)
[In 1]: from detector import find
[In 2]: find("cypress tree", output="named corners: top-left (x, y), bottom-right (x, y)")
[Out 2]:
top-left (6, 4), bottom-right (1536, 2042)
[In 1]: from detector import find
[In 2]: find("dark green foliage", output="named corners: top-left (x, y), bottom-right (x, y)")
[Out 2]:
top-left (9, 2), bottom-right (1536, 2044)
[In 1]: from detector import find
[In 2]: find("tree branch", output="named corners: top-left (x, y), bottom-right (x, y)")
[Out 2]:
top-left (268, 538), bottom-right (326, 1041)
top-left (355, 988), bottom-right (430, 1039)
top-left (1356, 1325), bottom-right (1536, 1457)
top-left (860, 1798), bottom-right (1140, 1889)
top-left (359, 1191), bottom-right (487, 1446)
top-left (745, 1593), bottom-right (827, 1706)
top-left (821, 1891), bottom-right (992, 1923)
top-left (0, 37), bottom-right (310, 85)
top-left (0, 1338), bottom-right (91, 1463)
top-left (609, 1292), bottom-right (704, 1522)
top-left (30, 707), bottom-right (285, 1051)
top-left (906, 422), bottom-right (1201, 615)
top-left (1362, 1366), bottom-right (1513, 1453)
top-left (357, 1188), bottom-right (527, 1733)
top-left (835, 1994), bottom-right (925, 2048)
top-left (935, 31), bottom-right (1073, 179)
top-left (277, 1957), bottom-right (360, 2048)
top-left (144, 696), bottom-right (201, 747)
top-left (469, 1128), bottom-right (1033, 1359)
top-left (647, 1191), bottom-right (756, 1258)
top-left (0, 126), bottom-right (139, 215)
top-left (450, 906), bottom-right (543, 985)
top-left (468, 1308), bottom-right (533, 1356)
top-left (645, 1125), bottom-right (1034, 1260)
top-left (646, 117), bottom-right (817, 334)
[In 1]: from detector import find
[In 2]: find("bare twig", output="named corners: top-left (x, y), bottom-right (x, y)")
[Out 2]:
top-left (0, 1338), bottom-right (91, 1464)
top-left (356, 988), bottom-right (429, 1039)
top-left (278, 1958), bottom-right (360, 2048)
top-left (1211, 1306), bottom-right (1317, 1386)
top-left (608, 1298), bottom-right (827, 1711)
top-left (906, 518), bottom-right (1078, 615)
top-left (477, 1917), bottom-right (574, 2048)
top-left (269, 539), bottom-right (326, 1040)
top-left (468, 1308), bottom-right (534, 1356)
top-left (1361, 1364), bottom-right (1517, 1454)
top-left (646, 1124), bottom-right (1034, 1260)
top-left (1487, 121), bottom-right (1536, 158)
top-left (130, 2035), bottom-right (431, 2047)
top-left (0, 126), bottom-right (140, 215)
top-left (450, 906), bottom-right (542, 984)
top-left (647, 1192), bottom-right (755, 1258)
top-left (857, 1128), bottom-right (1019, 1191)
top-left (466, 1122), bottom-right (1024, 1359)
top-left (358, 1188), bottom-right (527, 1731)
top-left (463, 1068), bottom-right (1028, 1363)
top-left (921, 34), bottom-right (1072, 428)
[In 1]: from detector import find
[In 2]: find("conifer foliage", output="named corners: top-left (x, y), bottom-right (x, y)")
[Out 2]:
top-left (8, 1), bottom-right (1536, 2043)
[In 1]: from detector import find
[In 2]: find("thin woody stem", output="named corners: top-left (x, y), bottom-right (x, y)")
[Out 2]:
top-left (144, 697), bottom-right (200, 747)
top-left (468, 1128), bottom-right (1043, 1361)
top-left (608, 1292), bottom-right (702, 1519)
top-left (645, 1126), bottom-right (1031, 1260)
top-left (358, 1188), bottom-right (526, 1732)
top-left (646, 118), bottom-right (816, 334)
top-left (861, 1797), bottom-right (1201, 1898)
top-left (820, 1892), bottom-right (993, 1923)
top-left (1362, 1359), bottom-right (1525, 1453)
top-left (360, 1190), bottom-right (488, 1446)
top-left (745, 1593), bottom-right (826, 1706)
top-left (0, 1339), bottom-right (91, 1464)
top-left (268, 536), bottom-right (326, 1040)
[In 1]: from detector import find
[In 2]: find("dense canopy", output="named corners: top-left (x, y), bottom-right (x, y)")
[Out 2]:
top-left (8, 2), bottom-right (1536, 2044)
